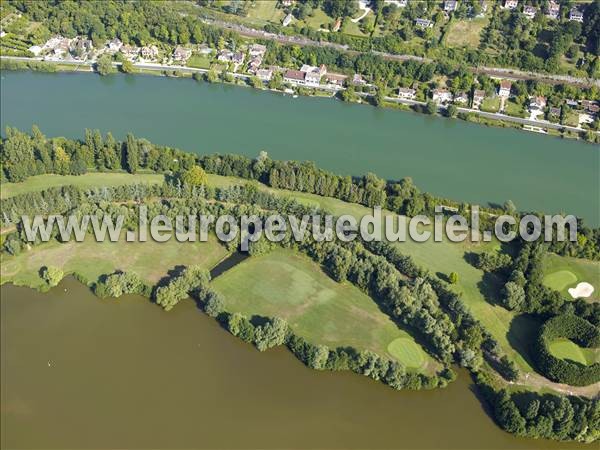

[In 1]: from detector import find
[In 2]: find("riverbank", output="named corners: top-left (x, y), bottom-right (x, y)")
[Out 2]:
top-left (2, 56), bottom-right (597, 143)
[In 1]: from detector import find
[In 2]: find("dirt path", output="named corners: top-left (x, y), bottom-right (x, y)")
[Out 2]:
top-left (509, 372), bottom-right (600, 399)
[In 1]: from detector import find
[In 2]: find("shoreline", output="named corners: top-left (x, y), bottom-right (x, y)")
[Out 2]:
top-left (2, 55), bottom-right (598, 143)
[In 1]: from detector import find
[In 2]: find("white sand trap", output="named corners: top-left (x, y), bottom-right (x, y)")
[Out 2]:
top-left (568, 282), bottom-right (595, 299)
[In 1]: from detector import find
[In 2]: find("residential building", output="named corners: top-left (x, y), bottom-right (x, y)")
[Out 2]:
top-left (283, 13), bottom-right (293, 27)
top-left (248, 57), bottom-right (262, 74)
top-left (217, 50), bottom-right (234, 62)
top-left (256, 68), bottom-right (273, 82)
top-left (305, 70), bottom-right (321, 86)
top-left (565, 99), bottom-right (579, 107)
top-left (529, 95), bottom-right (546, 110)
top-left (70, 37), bottom-right (93, 59)
top-left (198, 44), bottom-right (212, 55)
top-left (504, 0), bottom-right (518, 10)
top-left (120, 45), bottom-right (140, 61)
top-left (581, 100), bottom-right (599, 115)
top-left (549, 107), bottom-right (561, 117)
top-left (472, 89), bottom-right (486, 109)
top-left (523, 6), bottom-right (537, 19)
top-left (106, 38), bottom-right (123, 53)
top-left (432, 88), bottom-right (453, 103)
top-left (173, 46), bottom-right (192, 63)
top-left (282, 0), bottom-right (294, 6)
top-left (453, 92), bottom-right (469, 104)
top-left (232, 51), bottom-right (245, 65)
top-left (444, 0), bottom-right (458, 12)
top-left (28, 45), bottom-right (42, 56)
top-left (398, 87), bottom-right (416, 100)
top-left (325, 73), bottom-right (347, 88)
top-left (140, 45), bottom-right (159, 61)
top-left (498, 80), bottom-right (512, 97)
top-left (301, 64), bottom-right (327, 77)
top-left (352, 74), bottom-right (367, 86)
top-left (43, 36), bottom-right (72, 57)
top-left (569, 7), bottom-right (584, 22)
top-left (415, 18), bottom-right (433, 28)
top-left (384, 0), bottom-right (407, 7)
top-left (332, 18), bottom-right (342, 32)
top-left (249, 44), bottom-right (267, 58)
top-left (283, 69), bottom-right (306, 85)
top-left (546, 1), bottom-right (560, 19)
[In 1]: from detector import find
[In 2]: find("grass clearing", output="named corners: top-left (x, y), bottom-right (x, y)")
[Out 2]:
top-left (445, 17), bottom-right (488, 48)
top-left (543, 253), bottom-right (599, 302)
top-left (246, 0), bottom-right (284, 23)
top-left (1, 172), bottom-right (165, 199)
top-left (212, 248), bottom-right (433, 371)
top-left (1, 235), bottom-right (228, 289)
top-left (187, 54), bottom-right (212, 69)
top-left (548, 338), bottom-right (599, 365)
top-left (481, 97), bottom-right (501, 113)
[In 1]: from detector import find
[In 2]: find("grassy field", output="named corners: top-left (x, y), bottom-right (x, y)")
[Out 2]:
top-left (505, 100), bottom-right (527, 118)
top-left (548, 338), bottom-right (600, 365)
top-left (246, 1), bottom-right (284, 23)
top-left (445, 17), bottom-right (488, 48)
top-left (187, 54), bottom-right (212, 69)
top-left (1, 172), bottom-right (165, 199)
top-left (1, 236), bottom-right (228, 289)
top-left (481, 97), bottom-right (501, 113)
top-left (257, 185), bottom-right (539, 372)
top-left (212, 248), bottom-right (433, 371)
top-left (543, 253), bottom-right (599, 302)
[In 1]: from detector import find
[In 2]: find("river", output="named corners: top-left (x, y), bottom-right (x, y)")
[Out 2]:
top-left (1, 71), bottom-right (598, 226)
top-left (0, 278), bottom-right (590, 449)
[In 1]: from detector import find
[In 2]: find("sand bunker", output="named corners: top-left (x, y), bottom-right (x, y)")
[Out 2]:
top-left (568, 282), bottom-right (595, 299)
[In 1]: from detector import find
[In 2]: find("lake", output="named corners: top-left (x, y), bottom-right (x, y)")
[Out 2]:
top-left (0, 279), bottom-right (590, 449)
top-left (1, 71), bottom-right (598, 226)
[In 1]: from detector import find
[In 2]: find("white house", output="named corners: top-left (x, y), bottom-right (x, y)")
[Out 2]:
top-left (283, 13), bottom-right (293, 27)
top-left (415, 18), bottom-right (433, 28)
top-left (249, 44), bottom-right (267, 58)
top-left (257, 68), bottom-right (273, 82)
top-left (498, 80), bottom-right (512, 97)
top-left (173, 46), bottom-right (192, 63)
top-left (106, 38), bottom-right (123, 54)
top-left (384, 0), bottom-right (407, 7)
top-left (325, 73), bottom-right (347, 88)
top-left (454, 92), bottom-right (469, 104)
top-left (140, 45), bottom-right (159, 61)
top-left (398, 87), bottom-right (416, 100)
top-left (120, 45), bottom-right (140, 61)
top-left (472, 89), bottom-right (486, 109)
top-left (523, 6), bottom-right (537, 19)
top-left (444, 0), bottom-right (458, 12)
top-left (283, 69), bottom-right (306, 85)
top-left (569, 7), bottom-right (584, 22)
top-left (352, 74), bottom-right (367, 86)
top-left (546, 1), bottom-right (560, 19)
top-left (432, 88), bottom-right (453, 103)
top-left (503, 0), bottom-right (518, 10)
top-left (529, 96), bottom-right (547, 111)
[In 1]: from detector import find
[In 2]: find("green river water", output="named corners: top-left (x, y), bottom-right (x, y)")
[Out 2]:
top-left (1, 71), bottom-right (598, 225)
top-left (0, 70), bottom-right (598, 449)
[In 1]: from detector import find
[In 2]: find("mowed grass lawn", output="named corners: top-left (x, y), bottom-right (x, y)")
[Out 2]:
top-left (1, 172), bottom-right (165, 199)
top-left (543, 253), bottom-right (599, 302)
top-left (1, 236), bottom-right (228, 289)
top-left (445, 17), bottom-right (488, 48)
top-left (261, 186), bottom-right (539, 372)
top-left (212, 248), bottom-right (432, 372)
top-left (548, 338), bottom-right (600, 365)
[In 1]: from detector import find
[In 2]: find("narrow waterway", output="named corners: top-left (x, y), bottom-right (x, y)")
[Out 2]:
top-left (1, 71), bottom-right (598, 225)
top-left (0, 278), bottom-right (591, 449)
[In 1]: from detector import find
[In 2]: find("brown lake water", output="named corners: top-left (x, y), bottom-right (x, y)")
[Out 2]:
top-left (0, 278), bottom-right (591, 449)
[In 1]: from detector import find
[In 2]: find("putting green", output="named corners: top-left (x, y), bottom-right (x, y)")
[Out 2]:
top-left (548, 338), bottom-right (597, 366)
top-left (387, 337), bottom-right (426, 369)
top-left (543, 270), bottom-right (578, 292)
